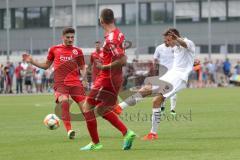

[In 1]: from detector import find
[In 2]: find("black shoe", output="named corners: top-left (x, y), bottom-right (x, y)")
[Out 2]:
top-left (68, 130), bottom-right (76, 139)
top-left (161, 107), bottom-right (165, 112)
top-left (170, 110), bottom-right (176, 115)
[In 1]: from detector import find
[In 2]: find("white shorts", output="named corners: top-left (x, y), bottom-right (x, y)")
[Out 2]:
top-left (159, 71), bottom-right (187, 98)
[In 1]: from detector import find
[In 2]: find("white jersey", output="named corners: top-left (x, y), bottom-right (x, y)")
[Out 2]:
top-left (153, 44), bottom-right (174, 70)
top-left (171, 37), bottom-right (195, 82)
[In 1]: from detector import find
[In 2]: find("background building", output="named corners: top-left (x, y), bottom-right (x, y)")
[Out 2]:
top-left (0, 0), bottom-right (240, 61)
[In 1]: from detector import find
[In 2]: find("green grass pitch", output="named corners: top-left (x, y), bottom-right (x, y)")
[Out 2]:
top-left (0, 87), bottom-right (240, 160)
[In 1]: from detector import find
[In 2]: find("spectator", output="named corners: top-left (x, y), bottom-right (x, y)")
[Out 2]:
top-left (0, 64), bottom-right (4, 93)
top-left (41, 70), bottom-right (47, 92)
top-left (193, 59), bottom-right (202, 88)
top-left (4, 66), bottom-right (12, 93)
top-left (147, 60), bottom-right (155, 77)
top-left (21, 61), bottom-right (28, 70)
top-left (122, 63), bottom-right (134, 90)
top-left (215, 59), bottom-right (223, 85)
top-left (202, 60), bottom-right (209, 87)
top-left (234, 61), bottom-right (240, 74)
top-left (223, 58), bottom-right (231, 77)
top-left (34, 68), bottom-right (43, 93)
top-left (8, 62), bottom-right (15, 93)
top-left (44, 67), bottom-right (52, 92)
top-left (48, 68), bottom-right (54, 92)
top-left (25, 64), bottom-right (34, 93)
top-left (14, 62), bottom-right (24, 93)
top-left (207, 60), bottom-right (216, 87)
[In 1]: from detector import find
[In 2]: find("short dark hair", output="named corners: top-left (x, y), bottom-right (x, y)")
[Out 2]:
top-left (100, 8), bottom-right (114, 24)
top-left (163, 28), bottom-right (180, 37)
top-left (62, 27), bottom-right (75, 35)
top-left (95, 41), bottom-right (101, 44)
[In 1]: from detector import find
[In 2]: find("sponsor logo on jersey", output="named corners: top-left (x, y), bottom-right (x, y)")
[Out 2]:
top-left (60, 55), bottom-right (73, 61)
top-left (72, 49), bottom-right (78, 55)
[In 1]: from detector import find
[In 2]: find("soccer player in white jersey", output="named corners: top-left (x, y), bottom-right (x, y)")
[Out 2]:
top-left (153, 40), bottom-right (177, 116)
top-left (114, 39), bottom-right (176, 116)
top-left (115, 28), bottom-right (195, 140)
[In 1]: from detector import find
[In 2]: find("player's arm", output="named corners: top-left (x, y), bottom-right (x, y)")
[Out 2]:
top-left (96, 55), bottom-right (127, 70)
top-left (176, 37), bottom-right (188, 49)
top-left (80, 65), bottom-right (88, 87)
top-left (86, 63), bottom-right (92, 75)
top-left (87, 55), bottom-right (93, 73)
top-left (22, 53), bottom-right (52, 70)
top-left (75, 53), bottom-right (88, 85)
top-left (97, 39), bottom-right (127, 70)
top-left (169, 31), bottom-right (187, 48)
top-left (80, 64), bottom-right (87, 80)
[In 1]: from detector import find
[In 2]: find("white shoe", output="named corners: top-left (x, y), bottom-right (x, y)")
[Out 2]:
top-left (67, 130), bottom-right (76, 139)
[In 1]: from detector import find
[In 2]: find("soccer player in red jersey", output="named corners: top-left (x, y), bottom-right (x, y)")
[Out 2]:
top-left (80, 8), bottom-right (136, 151)
top-left (23, 27), bottom-right (86, 139)
top-left (89, 41), bottom-right (123, 113)
top-left (89, 41), bottom-right (103, 83)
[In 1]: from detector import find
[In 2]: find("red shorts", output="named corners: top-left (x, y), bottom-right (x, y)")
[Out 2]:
top-left (87, 78), bottom-right (122, 107)
top-left (54, 85), bottom-right (86, 103)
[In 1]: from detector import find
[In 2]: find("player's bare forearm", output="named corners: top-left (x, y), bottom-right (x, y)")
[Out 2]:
top-left (86, 64), bottom-right (92, 74)
top-left (169, 31), bottom-right (187, 48)
top-left (80, 65), bottom-right (87, 81)
top-left (176, 38), bottom-right (187, 48)
top-left (101, 56), bottom-right (127, 70)
top-left (31, 59), bottom-right (52, 70)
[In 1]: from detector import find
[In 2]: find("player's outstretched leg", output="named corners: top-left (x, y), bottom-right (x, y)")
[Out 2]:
top-left (114, 86), bottom-right (152, 115)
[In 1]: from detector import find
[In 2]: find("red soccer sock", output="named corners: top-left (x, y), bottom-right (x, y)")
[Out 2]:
top-left (103, 111), bottom-right (127, 136)
top-left (83, 111), bottom-right (99, 144)
top-left (61, 101), bottom-right (72, 132)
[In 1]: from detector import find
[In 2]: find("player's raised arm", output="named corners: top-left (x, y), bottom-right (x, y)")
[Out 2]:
top-left (22, 53), bottom-right (52, 70)
top-left (168, 31), bottom-right (188, 49)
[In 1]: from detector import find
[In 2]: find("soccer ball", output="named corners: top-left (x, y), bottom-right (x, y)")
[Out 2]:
top-left (43, 114), bottom-right (60, 130)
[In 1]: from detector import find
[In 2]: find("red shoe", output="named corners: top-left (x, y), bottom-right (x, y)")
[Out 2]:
top-left (141, 132), bottom-right (158, 141)
top-left (113, 104), bottom-right (123, 115)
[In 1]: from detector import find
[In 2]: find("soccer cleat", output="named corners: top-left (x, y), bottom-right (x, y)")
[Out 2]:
top-left (122, 130), bottom-right (136, 150)
top-left (160, 107), bottom-right (165, 115)
top-left (80, 142), bottom-right (103, 151)
top-left (113, 104), bottom-right (123, 115)
top-left (170, 110), bottom-right (176, 116)
top-left (141, 132), bottom-right (158, 141)
top-left (67, 130), bottom-right (76, 139)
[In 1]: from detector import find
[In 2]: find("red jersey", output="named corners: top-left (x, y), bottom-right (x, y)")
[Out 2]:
top-left (90, 49), bottom-right (103, 82)
top-left (47, 44), bottom-right (85, 87)
top-left (99, 28), bottom-right (125, 81)
top-left (15, 65), bottom-right (24, 79)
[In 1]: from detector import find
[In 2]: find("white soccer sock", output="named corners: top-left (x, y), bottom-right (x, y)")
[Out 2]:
top-left (119, 92), bottom-right (143, 109)
top-left (119, 101), bottom-right (129, 109)
top-left (150, 108), bottom-right (161, 134)
top-left (170, 94), bottom-right (177, 111)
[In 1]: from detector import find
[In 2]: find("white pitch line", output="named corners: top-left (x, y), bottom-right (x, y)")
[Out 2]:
top-left (0, 93), bottom-right (52, 97)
